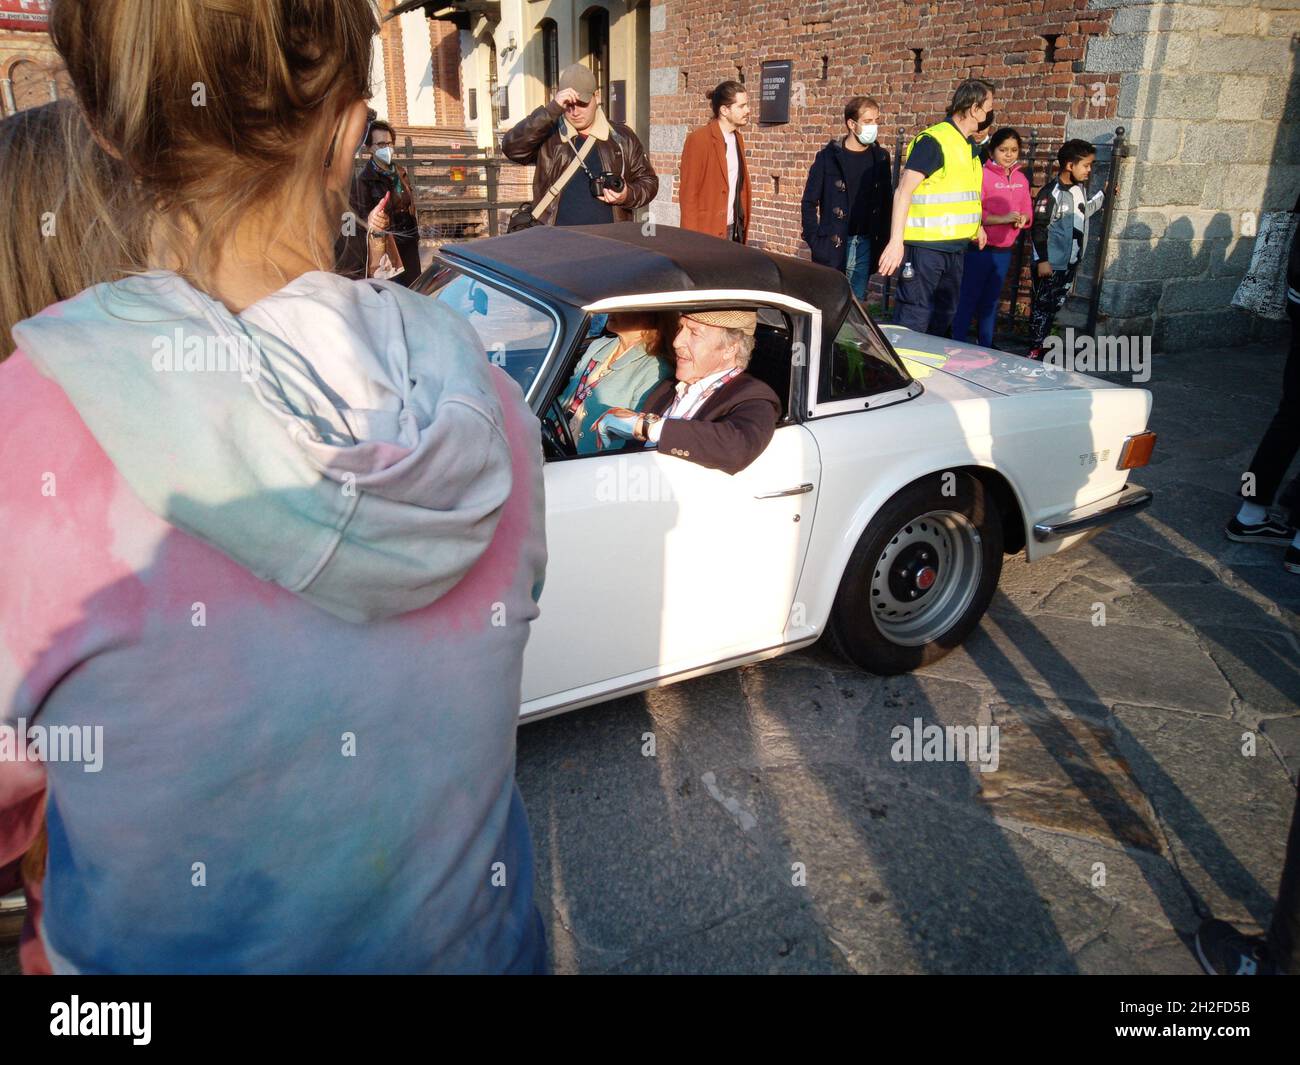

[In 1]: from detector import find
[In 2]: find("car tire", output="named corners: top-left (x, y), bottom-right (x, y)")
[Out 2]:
top-left (827, 473), bottom-right (1003, 675)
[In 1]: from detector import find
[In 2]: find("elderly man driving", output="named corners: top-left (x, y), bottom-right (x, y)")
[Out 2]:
top-left (591, 309), bottom-right (780, 475)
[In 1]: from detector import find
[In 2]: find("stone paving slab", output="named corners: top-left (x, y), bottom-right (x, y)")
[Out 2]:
top-left (979, 699), bottom-right (1165, 853)
top-left (1198, 624), bottom-right (1300, 717)
top-left (1261, 717), bottom-right (1300, 787)
top-left (603, 897), bottom-right (857, 975)
top-left (914, 605), bottom-right (1238, 714)
top-left (693, 763), bottom-right (1119, 974)
top-left (1111, 704), bottom-right (1295, 932)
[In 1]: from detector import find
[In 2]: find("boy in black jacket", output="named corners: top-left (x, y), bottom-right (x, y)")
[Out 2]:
top-left (1026, 139), bottom-right (1105, 359)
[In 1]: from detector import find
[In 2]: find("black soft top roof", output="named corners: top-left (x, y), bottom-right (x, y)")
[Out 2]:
top-left (439, 222), bottom-right (853, 351)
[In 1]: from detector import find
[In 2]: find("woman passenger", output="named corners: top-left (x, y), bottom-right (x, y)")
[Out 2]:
top-left (560, 311), bottom-right (675, 453)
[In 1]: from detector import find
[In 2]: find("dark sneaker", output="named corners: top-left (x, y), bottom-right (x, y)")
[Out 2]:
top-left (1285, 545), bottom-right (1300, 574)
top-left (1193, 919), bottom-right (1278, 975)
top-left (1225, 516), bottom-right (1295, 545)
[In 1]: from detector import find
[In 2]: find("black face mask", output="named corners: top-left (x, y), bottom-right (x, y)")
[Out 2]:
top-left (977, 109), bottom-right (995, 132)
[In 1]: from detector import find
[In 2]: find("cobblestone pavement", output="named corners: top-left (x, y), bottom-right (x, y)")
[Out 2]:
top-left (3, 339), bottom-right (1296, 976)
top-left (517, 338), bottom-right (1300, 975)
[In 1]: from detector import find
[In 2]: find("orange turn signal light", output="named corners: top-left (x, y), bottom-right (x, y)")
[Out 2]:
top-left (1117, 431), bottom-right (1156, 470)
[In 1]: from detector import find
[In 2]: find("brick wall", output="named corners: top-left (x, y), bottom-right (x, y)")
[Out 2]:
top-left (429, 17), bottom-right (465, 128)
top-left (647, 0), bottom-right (1121, 253)
top-left (379, 0), bottom-right (409, 126)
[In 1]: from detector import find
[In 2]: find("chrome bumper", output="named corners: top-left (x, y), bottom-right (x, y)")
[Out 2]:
top-left (1032, 483), bottom-right (1153, 543)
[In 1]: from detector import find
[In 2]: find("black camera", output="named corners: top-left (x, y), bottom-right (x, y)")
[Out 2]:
top-left (590, 172), bottom-right (625, 198)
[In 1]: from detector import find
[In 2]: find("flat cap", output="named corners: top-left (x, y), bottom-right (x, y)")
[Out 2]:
top-left (682, 309), bottom-right (758, 335)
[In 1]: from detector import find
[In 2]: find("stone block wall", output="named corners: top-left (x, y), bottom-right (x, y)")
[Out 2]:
top-left (1076, 0), bottom-right (1300, 350)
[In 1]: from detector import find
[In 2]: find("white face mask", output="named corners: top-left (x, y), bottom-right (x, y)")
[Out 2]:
top-left (855, 123), bottom-right (878, 145)
top-left (374, 145), bottom-right (393, 166)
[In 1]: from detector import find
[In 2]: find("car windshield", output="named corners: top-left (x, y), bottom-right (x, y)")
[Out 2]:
top-left (819, 299), bottom-right (912, 403)
top-left (425, 269), bottom-right (558, 397)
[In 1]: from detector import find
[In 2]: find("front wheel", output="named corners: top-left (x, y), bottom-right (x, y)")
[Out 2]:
top-left (828, 473), bottom-right (1003, 675)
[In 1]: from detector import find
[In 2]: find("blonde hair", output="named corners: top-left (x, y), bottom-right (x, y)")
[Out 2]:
top-left (0, 99), bottom-right (147, 358)
top-left (49, 0), bottom-right (380, 293)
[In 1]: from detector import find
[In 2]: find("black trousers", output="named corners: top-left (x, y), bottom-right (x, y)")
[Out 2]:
top-left (894, 244), bottom-right (966, 337)
top-left (1241, 301), bottom-right (1300, 525)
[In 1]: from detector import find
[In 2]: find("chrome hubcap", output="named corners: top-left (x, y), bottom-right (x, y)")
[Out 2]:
top-left (869, 510), bottom-right (982, 646)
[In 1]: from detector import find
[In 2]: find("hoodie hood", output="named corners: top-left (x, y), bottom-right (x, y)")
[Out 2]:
top-left (12, 270), bottom-right (513, 623)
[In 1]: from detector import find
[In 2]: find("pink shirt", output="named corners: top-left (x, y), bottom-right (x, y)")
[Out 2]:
top-left (980, 160), bottom-right (1032, 248)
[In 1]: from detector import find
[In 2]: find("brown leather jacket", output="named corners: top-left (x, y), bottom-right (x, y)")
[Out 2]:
top-left (501, 100), bottom-right (659, 224)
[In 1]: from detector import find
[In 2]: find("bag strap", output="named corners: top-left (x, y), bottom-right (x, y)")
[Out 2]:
top-left (532, 131), bottom-right (597, 219)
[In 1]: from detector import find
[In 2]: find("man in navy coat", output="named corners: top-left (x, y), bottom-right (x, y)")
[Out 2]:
top-left (800, 96), bottom-right (894, 300)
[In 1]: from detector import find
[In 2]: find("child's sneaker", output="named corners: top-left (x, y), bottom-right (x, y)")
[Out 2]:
top-left (1285, 545), bottom-right (1300, 574)
top-left (1193, 919), bottom-right (1278, 975)
top-left (1225, 516), bottom-right (1295, 545)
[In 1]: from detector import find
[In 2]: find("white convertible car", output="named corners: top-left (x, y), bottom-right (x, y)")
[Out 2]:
top-left (417, 223), bottom-right (1155, 723)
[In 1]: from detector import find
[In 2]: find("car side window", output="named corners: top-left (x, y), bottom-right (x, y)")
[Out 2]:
top-left (819, 300), bottom-right (911, 403)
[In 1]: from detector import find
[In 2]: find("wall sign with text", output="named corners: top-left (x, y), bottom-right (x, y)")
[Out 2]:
top-left (0, 0), bottom-right (50, 32)
top-left (759, 60), bottom-right (792, 124)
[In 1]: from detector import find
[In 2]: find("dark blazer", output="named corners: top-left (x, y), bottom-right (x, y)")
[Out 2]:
top-left (800, 137), bottom-right (893, 274)
top-left (643, 372), bottom-right (780, 476)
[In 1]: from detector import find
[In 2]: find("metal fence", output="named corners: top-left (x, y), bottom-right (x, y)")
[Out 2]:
top-left (352, 139), bottom-right (533, 245)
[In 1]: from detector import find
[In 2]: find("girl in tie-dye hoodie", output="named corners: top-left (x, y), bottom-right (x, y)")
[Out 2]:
top-left (0, 0), bottom-right (548, 973)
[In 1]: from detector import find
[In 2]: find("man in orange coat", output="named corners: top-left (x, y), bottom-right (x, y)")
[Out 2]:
top-left (678, 81), bottom-right (752, 243)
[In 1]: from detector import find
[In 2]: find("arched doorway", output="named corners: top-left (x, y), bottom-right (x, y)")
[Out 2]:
top-left (9, 59), bottom-right (49, 112)
top-left (539, 18), bottom-right (559, 101)
top-left (579, 7), bottom-right (610, 112)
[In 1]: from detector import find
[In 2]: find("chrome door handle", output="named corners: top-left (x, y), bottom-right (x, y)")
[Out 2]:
top-left (754, 483), bottom-right (814, 499)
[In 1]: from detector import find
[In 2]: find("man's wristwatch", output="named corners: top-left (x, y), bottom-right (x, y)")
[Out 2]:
top-left (636, 413), bottom-right (660, 441)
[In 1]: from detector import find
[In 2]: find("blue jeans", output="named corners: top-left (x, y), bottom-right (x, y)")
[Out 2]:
top-left (951, 246), bottom-right (1013, 347)
top-left (844, 235), bottom-right (872, 301)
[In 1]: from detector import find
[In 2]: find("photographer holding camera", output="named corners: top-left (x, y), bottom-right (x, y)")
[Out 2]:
top-left (501, 63), bottom-right (657, 229)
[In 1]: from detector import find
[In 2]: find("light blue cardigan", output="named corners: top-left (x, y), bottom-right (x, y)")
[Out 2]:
top-left (558, 334), bottom-right (673, 454)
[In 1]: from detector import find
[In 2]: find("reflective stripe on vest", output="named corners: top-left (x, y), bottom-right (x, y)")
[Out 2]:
top-left (903, 121), bottom-right (983, 244)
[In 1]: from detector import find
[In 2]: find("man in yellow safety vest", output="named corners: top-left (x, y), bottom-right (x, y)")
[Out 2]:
top-left (878, 80), bottom-right (995, 337)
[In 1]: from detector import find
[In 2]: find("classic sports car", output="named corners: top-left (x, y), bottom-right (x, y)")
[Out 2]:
top-left (416, 223), bottom-right (1155, 722)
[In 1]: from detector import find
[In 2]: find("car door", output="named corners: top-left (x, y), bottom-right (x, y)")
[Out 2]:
top-left (521, 422), bottom-right (821, 711)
